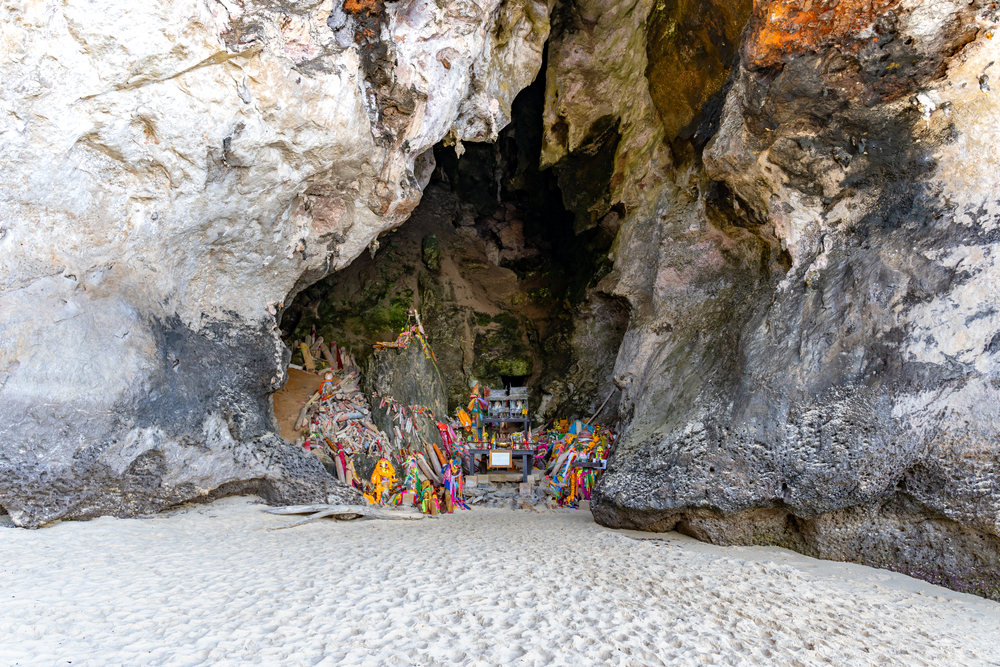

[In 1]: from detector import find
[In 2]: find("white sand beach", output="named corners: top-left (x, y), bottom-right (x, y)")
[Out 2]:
top-left (1, 497), bottom-right (998, 667)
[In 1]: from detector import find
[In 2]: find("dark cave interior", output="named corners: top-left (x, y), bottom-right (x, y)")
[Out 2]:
top-left (278, 63), bottom-right (628, 419)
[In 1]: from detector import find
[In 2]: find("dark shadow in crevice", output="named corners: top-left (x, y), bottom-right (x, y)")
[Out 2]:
top-left (436, 53), bottom-right (618, 306)
top-left (500, 374), bottom-right (530, 389)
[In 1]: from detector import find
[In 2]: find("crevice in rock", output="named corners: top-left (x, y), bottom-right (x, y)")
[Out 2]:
top-left (548, 115), bottom-right (621, 234)
top-left (500, 373), bottom-right (530, 389)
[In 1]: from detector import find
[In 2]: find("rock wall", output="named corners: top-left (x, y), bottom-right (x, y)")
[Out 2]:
top-left (3, 0), bottom-right (998, 598)
top-left (0, 0), bottom-right (551, 526)
top-left (360, 339), bottom-right (447, 476)
top-left (583, 0), bottom-right (1000, 597)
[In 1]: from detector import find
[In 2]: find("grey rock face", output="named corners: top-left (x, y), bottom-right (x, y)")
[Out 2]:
top-left (0, 0), bottom-right (549, 525)
top-left (0, 313), bottom-right (332, 526)
top-left (361, 338), bottom-right (448, 457)
top-left (547, 0), bottom-right (1000, 596)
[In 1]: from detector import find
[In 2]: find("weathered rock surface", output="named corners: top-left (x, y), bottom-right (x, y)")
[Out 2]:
top-left (0, 0), bottom-right (550, 526)
top-left (3, 0), bottom-right (998, 600)
top-left (360, 337), bottom-right (448, 477)
top-left (556, 0), bottom-right (1000, 597)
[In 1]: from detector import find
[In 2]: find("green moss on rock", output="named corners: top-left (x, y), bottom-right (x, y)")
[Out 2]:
top-left (422, 234), bottom-right (441, 271)
top-left (471, 316), bottom-right (534, 382)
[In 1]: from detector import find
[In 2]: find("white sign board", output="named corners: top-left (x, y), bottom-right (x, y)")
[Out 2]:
top-left (489, 451), bottom-right (512, 468)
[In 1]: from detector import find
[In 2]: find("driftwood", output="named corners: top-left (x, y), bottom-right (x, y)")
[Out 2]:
top-left (265, 504), bottom-right (336, 515)
top-left (263, 504), bottom-right (424, 530)
top-left (294, 405), bottom-right (311, 431)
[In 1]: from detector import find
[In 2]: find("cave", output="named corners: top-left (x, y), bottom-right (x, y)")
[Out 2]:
top-left (277, 64), bottom-right (629, 424)
top-left (1, 0), bottom-right (998, 610)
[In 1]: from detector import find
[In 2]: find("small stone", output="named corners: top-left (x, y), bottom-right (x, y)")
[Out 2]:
top-left (485, 241), bottom-right (500, 266)
top-left (498, 221), bottom-right (524, 250)
top-left (457, 204), bottom-right (477, 226)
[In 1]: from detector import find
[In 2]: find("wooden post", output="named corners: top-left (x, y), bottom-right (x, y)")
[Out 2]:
top-left (299, 343), bottom-right (316, 371)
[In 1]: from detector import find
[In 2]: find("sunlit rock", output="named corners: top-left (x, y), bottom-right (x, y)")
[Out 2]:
top-left (0, 0), bottom-right (550, 525)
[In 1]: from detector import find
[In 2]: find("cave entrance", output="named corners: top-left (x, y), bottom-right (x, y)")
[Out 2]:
top-left (499, 374), bottom-right (530, 390)
top-left (274, 56), bottom-right (627, 453)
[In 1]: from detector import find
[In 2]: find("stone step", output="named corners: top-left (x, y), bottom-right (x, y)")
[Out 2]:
top-left (486, 472), bottom-right (523, 483)
top-left (468, 473), bottom-right (542, 484)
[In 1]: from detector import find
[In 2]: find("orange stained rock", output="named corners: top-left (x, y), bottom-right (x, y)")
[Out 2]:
top-left (745, 0), bottom-right (900, 70)
top-left (344, 0), bottom-right (383, 15)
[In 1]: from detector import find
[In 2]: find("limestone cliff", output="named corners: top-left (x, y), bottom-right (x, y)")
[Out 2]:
top-left (579, 0), bottom-right (1000, 597)
top-left (3, 0), bottom-right (999, 600)
top-left (0, 0), bottom-right (550, 526)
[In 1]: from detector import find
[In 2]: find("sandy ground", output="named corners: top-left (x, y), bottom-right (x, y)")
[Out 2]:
top-left (272, 368), bottom-right (325, 442)
top-left (1, 498), bottom-right (998, 667)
